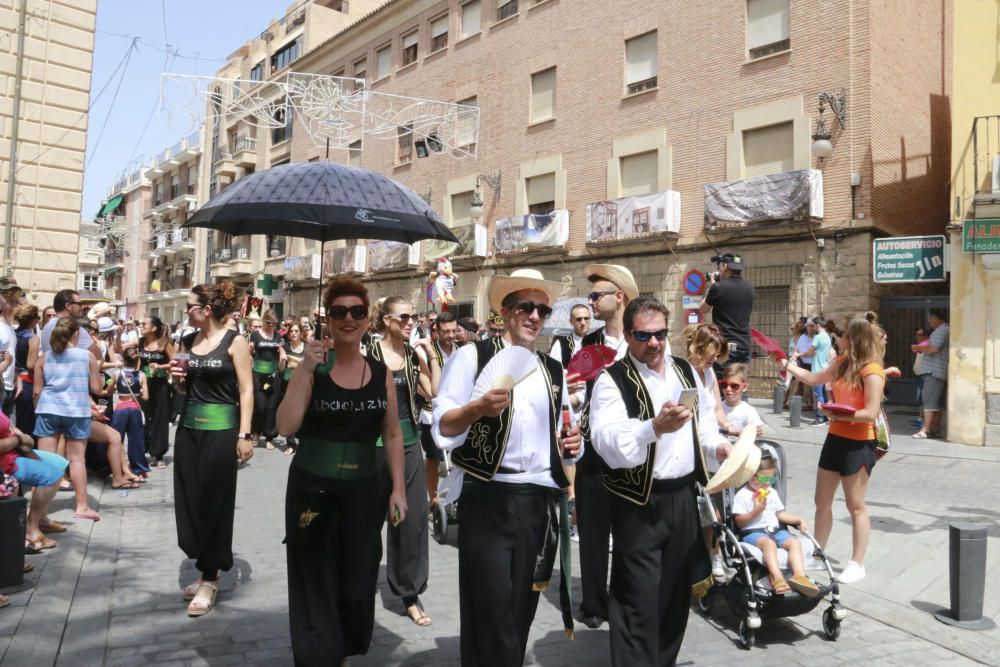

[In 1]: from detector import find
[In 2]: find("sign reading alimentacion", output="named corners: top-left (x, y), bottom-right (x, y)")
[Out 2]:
top-left (963, 219), bottom-right (1000, 253)
top-left (872, 235), bottom-right (947, 283)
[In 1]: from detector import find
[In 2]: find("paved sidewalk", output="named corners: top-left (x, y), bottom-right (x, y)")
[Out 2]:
top-left (1, 408), bottom-right (996, 665)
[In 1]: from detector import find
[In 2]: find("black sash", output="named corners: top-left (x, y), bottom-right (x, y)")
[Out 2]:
top-left (368, 340), bottom-right (420, 428)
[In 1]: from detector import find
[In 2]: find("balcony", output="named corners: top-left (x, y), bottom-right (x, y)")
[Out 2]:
top-left (209, 247), bottom-right (233, 278)
top-left (703, 169), bottom-right (823, 230)
top-left (143, 276), bottom-right (193, 302)
top-left (144, 187), bottom-right (199, 220)
top-left (144, 228), bottom-right (196, 259)
top-left (232, 135), bottom-right (257, 169)
top-left (228, 242), bottom-right (253, 276)
top-left (103, 249), bottom-right (124, 273)
top-left (215, 148), bottom-right (236, 179)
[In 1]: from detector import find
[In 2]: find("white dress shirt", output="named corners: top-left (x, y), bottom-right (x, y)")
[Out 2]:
top-left (432, 339), bottom-right (580, 501)
top-left (590, 352), bottom-right (725, 480)
top-left (548, 333), bottom-right (582, 362)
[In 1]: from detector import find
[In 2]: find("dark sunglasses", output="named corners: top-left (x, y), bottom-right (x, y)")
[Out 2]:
top-left (588, 291), bottom-right (616, 302)
top-left (510, 301), bottom-right (553, 319)
top-left (719, 381), bottom-right (743, 390)
top-left (389, 313), bottom-right (415, 324)
top-left (185, 302), bottom-right (204, 312)
top-left (629, 329), bottom-right (668, 342)
top-left (329, 305), bottom-right (368, 321)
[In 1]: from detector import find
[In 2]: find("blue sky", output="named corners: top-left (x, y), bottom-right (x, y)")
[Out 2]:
top-left (82, 0), bottom-right (284, 218)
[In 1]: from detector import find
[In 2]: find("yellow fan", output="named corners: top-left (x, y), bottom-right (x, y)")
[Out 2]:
top-left (471, 346), bottom-right (539, 399)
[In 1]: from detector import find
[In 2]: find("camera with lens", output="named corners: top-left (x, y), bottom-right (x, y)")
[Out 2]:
top-left (705, 256), bottom-right (723, 283)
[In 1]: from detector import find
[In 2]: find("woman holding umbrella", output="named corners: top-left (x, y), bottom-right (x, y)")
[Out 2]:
top-left (277, 277), bottom-right (407, 666)
top-left (368, 296), bottom-right (439, 627)
top-left (138, 316), bottom-right (173, 469)
top-left (170, 282), bottom-right (254, 617)
top-left (249, 309), bottom-right (285, 449)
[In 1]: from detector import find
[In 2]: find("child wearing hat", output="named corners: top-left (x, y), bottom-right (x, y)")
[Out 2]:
top-left (732, 451), bottom-right (819, 597)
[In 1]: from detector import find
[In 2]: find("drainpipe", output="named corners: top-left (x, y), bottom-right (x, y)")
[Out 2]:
top-left (3, 0), bottom-right (28, 276)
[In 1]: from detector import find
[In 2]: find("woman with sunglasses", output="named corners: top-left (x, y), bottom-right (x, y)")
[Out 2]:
top-left (682, 323), bottom-right (731, 433)
top-left (170, 282), bottom-right (254, 617)
top-left (277, 277), bottom-right (407, 666)
top-left (249, 309), bottom-right (286, 450)
top-left (279, 323), bottom-right (305, 456)
top-left (368, 296), bottom-right (439, 627)
top-left (138, 316), bottom-right (173, 469)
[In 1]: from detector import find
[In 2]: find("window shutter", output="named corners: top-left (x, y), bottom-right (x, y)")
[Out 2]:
top-left (625, 32), bottom-right (657, 84)
top-left (620, 150), bottom-right (658, 197)
top-left (742, 122), bottom-right (794, 178)
top-left (403, 32), bottom-right (418, 49)
top-left (462, 1), bottom-right (481, 37)
top-left (526, 173), bottom-right (556, 208)
top-left (747, 0), bottom-right (789, 49)
top-left (377, 47), bottom-right (391, 78)
top-left (456, 96), bottom-right (477, 146)
top-left (451, 191), bottom-right (474, 225)
top-left (432, 17), bottom-right (449, 37)
top-left (531, 68), bottom-right (556, 122)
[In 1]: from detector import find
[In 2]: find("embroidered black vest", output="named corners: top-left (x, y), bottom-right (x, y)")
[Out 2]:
top-left (597, 354), bottom-right (709, 505)
top-left (368, 340), bottom-right (420, 428)
top-left (451, 337), bottom-right (568, 488)
top-left (553, 334), bottom-right (575, 367)
top-left (578, 327), bottom-right (609, 474)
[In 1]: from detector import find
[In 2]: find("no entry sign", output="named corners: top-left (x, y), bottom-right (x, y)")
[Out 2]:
top-left (682, 269), bottom-right (706, 295)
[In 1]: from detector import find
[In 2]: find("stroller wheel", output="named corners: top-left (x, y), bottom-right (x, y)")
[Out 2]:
top-left (738, 618), bottom-right (755, 649)
top-left (431, 502), bottom-right (448, 545)
top-left (696, 592), bottom-right (712, 616)
top-left (822, 607), bottom-right (842, 640)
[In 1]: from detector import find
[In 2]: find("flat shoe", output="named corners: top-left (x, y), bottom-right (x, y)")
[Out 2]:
top-left (23, 562), bottom-right (33, 573)
top-left (187, 581), bottom-right (219, 617)
top-left (912, 431), bottom-right (928, 439)
top-left (788, 575), bottom-right (820, 598)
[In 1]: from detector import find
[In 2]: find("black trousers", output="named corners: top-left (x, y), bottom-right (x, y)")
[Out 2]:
top-left (458, 481), bottom-right (549, 667)
top-left (144, 376), bottom-right (171, 459)
top-left (173, 427), bottom-right (238, 573)
top-left (383, 443), bottom-right (429, 603)
top-left (286, 463), bottom-right (385, 667)
top-left (251, 372), bottom-right (279, 440)
top-left (608, 480), bottom-right (699, 667)
top-left (575, 454), bottom-right (611, 619)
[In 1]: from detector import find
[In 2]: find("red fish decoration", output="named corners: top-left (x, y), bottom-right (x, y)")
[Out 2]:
top-left (566, 344), bottom-right (618, 383)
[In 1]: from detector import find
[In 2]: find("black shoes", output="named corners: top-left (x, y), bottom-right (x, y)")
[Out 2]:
top-left (581, 615), bottom-right (607, 629)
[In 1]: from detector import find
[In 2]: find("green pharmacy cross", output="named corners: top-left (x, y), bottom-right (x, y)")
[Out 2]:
top-left (257, 273), bottom-right (278, 296)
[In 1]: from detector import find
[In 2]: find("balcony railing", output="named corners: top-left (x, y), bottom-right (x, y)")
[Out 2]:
top-left (233, 135), bottom-right (257, 154)
top-left (105, 249), bottom-right (124, 265)
top-left (211, 248), bottom-right (232, 265)
top-left (230, 243), bottom-right (252, 261)
top-left (147, 277), bottom-right (193, 294)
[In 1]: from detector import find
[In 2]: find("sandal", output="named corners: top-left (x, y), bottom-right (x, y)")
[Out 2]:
top-left (405, 602), bottom-right (433, 627)
top-left (265, 441), bottom-right (275, 450)
top-left (24, 542), bottom-right (42, 555)
top-left (182, 580), bottom-right (203, 601)
top-left (770, 576), bottom-right (791, 594)
top-left (27, 536), bottom-right (57, 550)
top-left (112, 481), bottom-right (141, 490)
top-left (0, 594), bottom-right (9, 609)
top-left (23, 562), bottom-right (33, 573)
top-left (73, 509), bottom-right (101, 522)
top-left (156, 461), bottom-right (167, 469)
top-left (912, 431), bottom-right (929, 439)
top-left (788, 574), bottom-right (820, 598)
top-left (40, 521), bottom-right (67, 534)
top-left (284, 448), bottom-right (295, 456)
top-left (187, 581), bottom-right (219, 617)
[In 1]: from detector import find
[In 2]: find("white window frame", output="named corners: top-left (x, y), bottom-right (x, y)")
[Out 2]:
top-left (430, 15), bottom-right (449, 52)
top-left (746, 0), bottom-right (791, 60)
top-left (461, 0), bottom-right (481, 38)
top-left (625, 31), bottom-right (658, 95)
top-left (530, 67), bottom-right (556, 123)
top-left (401, 31), bottom-right (419, 66)
top-left (375, 45), bottom-right (392, 80)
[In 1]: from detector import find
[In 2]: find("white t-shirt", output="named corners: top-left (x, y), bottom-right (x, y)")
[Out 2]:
top-left (733, 485), bottom-right (785, 531)
top-left (795, 333), bottom-right (814, 364)
top-left (0, 319), bottom-right (16, 391)
top-left (40, 315), bottom-right (93, 354)
top-left (723, 401), bottom-right (764, 434)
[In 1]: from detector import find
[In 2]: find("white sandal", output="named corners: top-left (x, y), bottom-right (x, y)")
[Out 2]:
top-left (182, 580), bottom-right (202, 601)
top-left (187, 581), bottom-right (219, 617)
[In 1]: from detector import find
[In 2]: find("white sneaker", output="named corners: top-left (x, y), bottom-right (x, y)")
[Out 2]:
top-left (837, 560), bottom-right (866, 584)
top-left (569, 524), bottom-right (579, 542)
top-left (711, 554), bottom-right (725, 578)
top-left (806, 557), bottom-right (827, 572)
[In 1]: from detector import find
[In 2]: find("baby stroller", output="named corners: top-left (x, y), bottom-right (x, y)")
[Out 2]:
top-left (430, 449), bottom-right (459, 546)
top-left (696, 439), bottom-right (847, 649)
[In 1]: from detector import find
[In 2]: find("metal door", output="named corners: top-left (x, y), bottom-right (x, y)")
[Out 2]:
top-left (878, 296), bottom-right (949, 405)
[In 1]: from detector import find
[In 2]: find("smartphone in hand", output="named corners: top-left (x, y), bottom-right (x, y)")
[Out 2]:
top-left (677, 388), bottom-right (698, 411)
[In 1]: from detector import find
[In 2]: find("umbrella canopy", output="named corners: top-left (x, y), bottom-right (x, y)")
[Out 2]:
top-left (183, 161), bottom-right (458, 245)
top-left (541, 297), bottom-right (601, 337)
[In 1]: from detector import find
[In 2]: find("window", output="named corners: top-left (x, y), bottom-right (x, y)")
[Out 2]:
top-left (82, 273), bottom-right (100, 291)
top-left (349, 140), bottom-right (362, 167)
top-left (86, 235), bottom-right (102, 250)
top-left (742, 121), bottom-right (793, 177)
top-left (397, 123), bottom-right (413, 163)
top-left (170, 174), bottom-right (180, 199)
top-left (249, 61), bottom-right (264, 81)
top-left (431, 15), bottom-right (449, 51)
top-left (353, 58), bottom-right (367, 91)
top-left (271, 39), bottom-right (300, 72)
top-left (402, 31), bottom-right (418, 66)
top-left (451, 190), bottom-right (474, 225)
top-left (461, 0), bottom-right (481, 37)
top-left (620, 150), bottom-right (658, 196)
top-left (526, 173), bottom-right (555, 215)
top-left (530, 68), bottom-right (556, 122)
top-left (498, 0), bottom-right (518, 20)
top-left (625, 31), bottom-right (657, 94)
top-left (376, 45), bottom-right (392, 80)
top-left (747, 0), bottom-right (790, 60)
top-left (272, 104), bottom-right (293, 144)
top-left (456, 96), bottom-right (478, 148)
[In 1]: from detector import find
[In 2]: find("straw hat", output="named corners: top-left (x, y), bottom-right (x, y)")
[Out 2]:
top-left (488, 269), bottom-right (561, 312)
top-left (89, 301), bottom-right (112, 319)
top-left (705, 426), bottom-right (762, 494)
top-left (586, 264), bottom-right (639, 302)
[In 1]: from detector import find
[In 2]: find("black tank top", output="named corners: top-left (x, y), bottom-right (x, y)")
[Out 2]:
top-left (15, 328), bottom-right (32, 373)
top-left (138, 339), bottom-right (169, 372)
top-left (183, 330), bottom-right (240, 405)
top-left (393, 368), bottom-right (412, 425)
top-left (116, 369), bottom-right (143, 399)
top-left (250, 330), bottom-right (283, 362)
top-left (298, 358), bottom-right (388, 445)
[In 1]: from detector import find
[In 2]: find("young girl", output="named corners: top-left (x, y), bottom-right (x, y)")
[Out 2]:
top-left (112, 346), bottom-right (150, 478)
top-left (34, 317), bottom-right (104, 521)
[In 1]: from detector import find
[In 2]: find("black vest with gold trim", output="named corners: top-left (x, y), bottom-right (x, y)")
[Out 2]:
top-left (553, 334), bottom-right (575, 367)
top-left (578, 327), bottom-right (609, 474)
top-left (367, 339), bottom-right (420, 428)
top-left (597, 354), bottom-right (709, 505)
top-left (451, 337), bottom-right (569, 488)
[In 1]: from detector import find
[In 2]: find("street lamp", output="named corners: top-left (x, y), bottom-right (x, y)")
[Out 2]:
top-left (811, 89), bottom-right (847, 159)
top-left (469, 171), bottom-right (501, 223)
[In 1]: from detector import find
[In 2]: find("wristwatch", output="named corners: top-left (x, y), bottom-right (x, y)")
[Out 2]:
top-left (238, 432), bottom-right (253, 441)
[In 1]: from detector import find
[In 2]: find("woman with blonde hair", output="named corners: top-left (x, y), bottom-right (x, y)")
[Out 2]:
top-left (772, 316), bottom-right (886, 585)
top-left (682, 323), bottom-right (730, 431)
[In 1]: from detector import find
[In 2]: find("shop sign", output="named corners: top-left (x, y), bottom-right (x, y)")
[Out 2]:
top-left (872, 235), bottom-right (946, 283)
top-left (963, 219), bottom-right (1000, 253)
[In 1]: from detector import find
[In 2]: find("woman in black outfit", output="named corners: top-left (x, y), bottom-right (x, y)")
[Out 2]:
top-left (279, 323), bottom-right (305, 456)
top-left (249, 309), bottom-right (285, 449)
top-left (277, 277), bottom-right (407, 667)
top-left (138, 316), bottom-right (173, 468)
top-left (12, 304), bottom-right (40, 437)
top-left (170, 282), bottom-right (254, 617)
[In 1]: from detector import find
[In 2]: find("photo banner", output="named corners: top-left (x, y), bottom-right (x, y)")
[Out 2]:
top-left (284, 254), bottom-right (321, 281)
top-left (322, 246), bottom-right (367, 275)
top-left (494, 209), bottom-right (570, 254)
top-left (368, 240), bottom-right (422, 272)
top-left (704, 168), bottom-right (824, 227)
top-left (585, 190), bottom-right (680, 243)
top-left (424, 222), bottom-right (487, 260)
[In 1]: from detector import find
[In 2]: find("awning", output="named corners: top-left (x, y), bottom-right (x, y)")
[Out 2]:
top-left (103, 265), bottom-right (123, 275)
top-left (97, 194), bottom-right (124, 218)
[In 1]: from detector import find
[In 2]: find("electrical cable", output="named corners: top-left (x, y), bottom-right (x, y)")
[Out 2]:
top-left (85, 37), bottom-right (138, 169)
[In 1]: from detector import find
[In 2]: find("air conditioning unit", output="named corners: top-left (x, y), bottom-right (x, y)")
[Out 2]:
top-left (992, 156), bottom-right (1000, 193)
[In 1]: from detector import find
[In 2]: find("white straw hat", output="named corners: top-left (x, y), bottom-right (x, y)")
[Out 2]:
top-left (705, 426), bottom-right (762, 494)
top-left (488, 269), bottom-right (561, 312)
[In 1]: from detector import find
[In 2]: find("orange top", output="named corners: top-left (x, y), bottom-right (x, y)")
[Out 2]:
top-left (827, 357), bottom-right (885, 441)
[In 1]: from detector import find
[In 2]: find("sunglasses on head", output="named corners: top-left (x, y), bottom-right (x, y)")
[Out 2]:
top-left (629, 329), bottom-right (668, 342)
top-left (756, 474), bottom-right (776, 484)
top-left (509, 301), bottom-right (553, 319)
top-left (329, 305), bottom-right (368, 321)
top-left (719, 381), bottom-right (743, 390)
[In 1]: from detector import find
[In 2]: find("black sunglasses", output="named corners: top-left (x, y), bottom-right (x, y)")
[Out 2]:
top-left (588, 291), bottom-right (616, 302)
top-left (630, 329), bottom-right (668, 342)
top-left (389, 313), bottom-right (415, 324)
top-left (185, 302), bottom-right (205, 312)
top-left (329, 305), bottom-right (368, 321)
top-left (509, 301), bottom-right (553, 319)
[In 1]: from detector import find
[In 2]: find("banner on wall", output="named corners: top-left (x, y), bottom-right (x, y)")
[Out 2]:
top-left (424, 222), bottom-right (487, 260)
top-left (323, 245), bottom-right (367, 275)
top-left (284, 254), bottom-right (321, 281)
top-left (368, 240), bottom-right (422, 272)
top-left (494, 209), bottom-right (570, 254)
top-left (585, 190), bottom-right (681, 243)
top-left (704, 168), bottom-right (824, 227)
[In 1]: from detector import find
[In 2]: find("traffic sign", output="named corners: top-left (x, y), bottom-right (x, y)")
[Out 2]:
top-left (681, 295), bottom-right (701, 310)
top-left (685, 310), bottom-right (703, 324)
top-left (963, 219), bottom-right (1000, 253)
top-left (872, 235), bottom-right (947, 283)
top-left (682, 269), bottom-right (706, 295)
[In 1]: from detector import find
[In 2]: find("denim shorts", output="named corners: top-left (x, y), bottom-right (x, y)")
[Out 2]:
top-left (742, 528), bottom-right (793, 548)
top-left (34, 413), bottom-right (92, 441)
top-left (13, 449), bottom-right (69, 487)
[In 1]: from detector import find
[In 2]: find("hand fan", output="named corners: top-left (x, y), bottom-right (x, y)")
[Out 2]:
top-left (566, 344), bottom-right (618, 383)
top-left (819, 402), bottom-right (857, 415)
top-left (471, 346), bottom-right (539, 399)
top-left (751, 328), bottom-right (786, 360)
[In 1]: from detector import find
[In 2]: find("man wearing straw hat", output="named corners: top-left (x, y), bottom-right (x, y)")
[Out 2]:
top-left (589, 296), bottom-right (731, 667)
top-left (433, 268), bottom-right (580, 665)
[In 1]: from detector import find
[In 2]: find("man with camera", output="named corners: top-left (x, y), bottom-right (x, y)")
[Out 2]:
top-left (700, 253), bottom-right (754, 374)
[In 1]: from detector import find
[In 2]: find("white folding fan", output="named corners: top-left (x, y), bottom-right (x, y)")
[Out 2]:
top-left (471, 346), bottom-right (539, 399)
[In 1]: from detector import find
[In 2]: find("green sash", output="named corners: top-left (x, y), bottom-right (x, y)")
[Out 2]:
top-left (182, 403), bottom-right (238, 431)
top-left (294, 437), bottom-right (375, 479)
top-left (253, 359), bottom-right (278, 374)
top-left (375, 419), bottom-right (419, 448)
